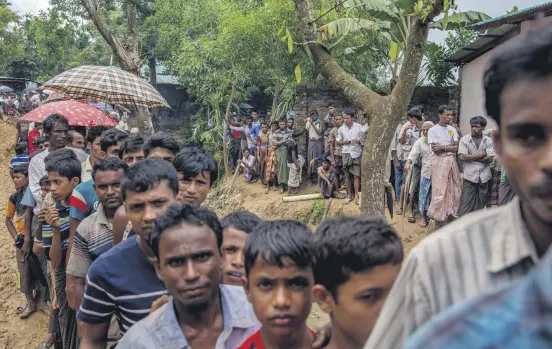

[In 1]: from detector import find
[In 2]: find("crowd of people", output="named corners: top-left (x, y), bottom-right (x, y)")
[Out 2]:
top-left (2, 25), bottom-right (552, 349)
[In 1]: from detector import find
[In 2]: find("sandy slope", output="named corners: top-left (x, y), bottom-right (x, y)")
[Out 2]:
top-left (0, 123), bottom-right (48, 349)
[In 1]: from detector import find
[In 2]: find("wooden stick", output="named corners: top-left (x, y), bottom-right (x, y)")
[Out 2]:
top-left (321, 198), bottom-right (333, 221)
top-left (226, 167), bottom-right (241, 196)
top-left (282, 193), bottom-right (323, 202)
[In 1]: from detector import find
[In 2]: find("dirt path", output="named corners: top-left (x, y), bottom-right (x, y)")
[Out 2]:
top-left (0, 123), bottom-right (48, 349)
top-left (0, 125), bottom-right (428, 346)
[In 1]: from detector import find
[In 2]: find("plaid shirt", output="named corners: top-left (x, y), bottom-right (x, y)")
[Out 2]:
top-left (404, 247), bottom-right (552, 349)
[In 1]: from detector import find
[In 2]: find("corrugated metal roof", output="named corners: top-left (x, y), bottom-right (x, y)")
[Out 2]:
top-left (445, 24), bottom-right (518, 63)
top-left (468, 2), bottom-right (552, 30)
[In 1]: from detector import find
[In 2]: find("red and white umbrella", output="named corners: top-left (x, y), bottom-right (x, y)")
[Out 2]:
top-left (22, 100), bottom-right (118, 127)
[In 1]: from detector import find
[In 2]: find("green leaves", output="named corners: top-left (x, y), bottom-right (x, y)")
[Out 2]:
top-left (295, 64), bottom-right (302, 83)
top-left (323, 18), bottom-right (380, 38)
top-left (388, 41), bottom-right (399, 62)
top-left (431, 11), bottom-right (492, 30)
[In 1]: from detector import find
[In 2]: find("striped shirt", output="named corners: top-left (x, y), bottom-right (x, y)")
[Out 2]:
top-left (69, 179), bottom-right (99, 221)
top-left (10, 154), bottom-right (29, 170)
top-left (67, 203), bottom-right (113, 278)
top-left (364, 197), bottom-right (539, 349)
top-left (77, 235), bottom-right (166, 335)
top-left (42, 197), bottom-right (70, 249)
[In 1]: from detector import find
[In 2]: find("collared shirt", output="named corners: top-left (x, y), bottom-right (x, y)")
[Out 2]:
top-left (81, 156), bottom-right (93, 183)
top-left (404, 246), bottom-right (552, 349)
top-left (458, 134), bottom-right (494, 184)
top-left (41, 196), bottom-right (70, 249)
top-left (328, 127), bottom-right (342, 156)
top-left (363, 197), bottom-right (539, 349)
top-left (117, 286), bottom-right (260, 349)
top-left (390, 122), bottom-right (407, 161)
top-left (408, 138), bottom-right (433, 179)
top-left (305, 118), bottom-right (322, 140)
top-left (337, 122), bottom-right (363, 159)
top-left (230, 124), bottom-right (261, 149)
top-left (67, 204), bottom-right (113, 278)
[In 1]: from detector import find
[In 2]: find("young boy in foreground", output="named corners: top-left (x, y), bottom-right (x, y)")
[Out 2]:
top-left (239, 220), bottom-right (316, 349)
top-left (310, 216), bottom-right (403, 349)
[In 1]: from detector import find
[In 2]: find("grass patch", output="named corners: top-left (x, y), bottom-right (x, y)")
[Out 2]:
top-left (300, 199), bottom-right (326, 226)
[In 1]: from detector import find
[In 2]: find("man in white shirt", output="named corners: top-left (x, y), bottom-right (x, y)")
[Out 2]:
top-left (427, 105), bottom-right (462, 228)
top-left (458, 116), bottom-right (495, 216)
top-left (337, 109), bottom-right (363, 205)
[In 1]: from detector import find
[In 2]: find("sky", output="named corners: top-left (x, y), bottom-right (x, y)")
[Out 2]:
top-left (9, 0), bottom-right (550, 41)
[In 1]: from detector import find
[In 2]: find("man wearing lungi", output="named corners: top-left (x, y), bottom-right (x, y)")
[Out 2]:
top-left (458, 116), bottom-right (495, 216)
top-left (427, 105), bottom-right (462, 228)
top-left (306, 110), bottom-right (325, 183)
top-left (337, 109), bottom-right (363, 205)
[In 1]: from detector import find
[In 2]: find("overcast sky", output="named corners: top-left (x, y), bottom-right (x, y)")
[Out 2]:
top-left (9, 0), bottom-right (549, 41)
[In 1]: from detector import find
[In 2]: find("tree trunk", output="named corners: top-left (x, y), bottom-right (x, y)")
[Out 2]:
top-left (293, 0), bottom-right (444, 215)
top-left (271, 76), bottom-right (282, 118)
top-left (148, 56), bottom-right (157, 87)
top-left (223, 82), bottom-right (237, 176)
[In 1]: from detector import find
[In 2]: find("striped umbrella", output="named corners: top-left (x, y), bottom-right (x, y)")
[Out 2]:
top-left (22, 100), bottom-right (118, 127)
top-left (41, 65), bottom-right (169, 108)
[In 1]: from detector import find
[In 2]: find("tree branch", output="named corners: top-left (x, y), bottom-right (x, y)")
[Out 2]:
top-left (293, 0), bottom-right (384, 114)
top-left (391, 0), bottom-right (445, 105)
top-left (126, 0), bottom-right (154, 16)
top-left (80, 0), bottom-right (136, 72)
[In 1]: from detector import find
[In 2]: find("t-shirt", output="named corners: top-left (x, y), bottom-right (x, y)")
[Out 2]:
top-left (69, 179), bottom-right (99, 221)
top-left (287, 140), bottom-right (298, 164)
top-left (28, 128), bottom-right (40, 154)
top-left (6, 188), bottom-right (26, 235)
top-left (10, 154), bottom-right (29, 170)
top-left (428, 124), bottom-right (459, 146)
top-left (77, 235), bottom-right (167, 336)
top-left (328, 127), bottom-right (342, 156)
top-left (67, 204), bottom-right (114, 278)
top-left (237, 329), bottom-right (316, 349)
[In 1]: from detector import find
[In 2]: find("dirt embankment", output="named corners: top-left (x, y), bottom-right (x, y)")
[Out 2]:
top-left (0, 123), bottom-right (48, 349)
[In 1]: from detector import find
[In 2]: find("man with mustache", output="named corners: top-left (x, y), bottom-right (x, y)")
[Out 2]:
top-left (77, 159), bottom-right (182, 349)
top-left (364, 28), bottom-right (552, 349)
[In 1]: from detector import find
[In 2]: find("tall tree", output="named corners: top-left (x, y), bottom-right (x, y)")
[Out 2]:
top-left (292, 0), bottom-right (473, 215)
top-left (79, 0), bottom-right (155, 135)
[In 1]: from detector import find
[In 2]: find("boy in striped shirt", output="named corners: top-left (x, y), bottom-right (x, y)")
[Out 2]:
top-left (10, 142), bottom-right (29, 171)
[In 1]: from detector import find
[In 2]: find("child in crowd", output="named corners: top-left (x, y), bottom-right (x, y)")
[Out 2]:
top-left (43, 148), bottom-right (82, 349)
top-left (35, 136), bottom-right (49, 152)
top-left (10, 142), bottom-right (29, 171)
top-left (317, 159), bottom-right (334, 199)
top-left (310, 216), bottom-right (404, 349)
top-left (238, 148), bottom-right (258, 183)
top-left (5, 164), bottom-right (36, 318)
top-left (239, 220), bottom-right (316, 349)
top-left (220, 211), bottom-right (262, 286)
top-left (256, 122), bottom-right (270, 187)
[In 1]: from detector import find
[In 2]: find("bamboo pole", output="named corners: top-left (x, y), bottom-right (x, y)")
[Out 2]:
top-left (282, 193), bottom-right (323, 203)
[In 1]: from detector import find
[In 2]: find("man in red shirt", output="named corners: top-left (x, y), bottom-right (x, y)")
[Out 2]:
top-left (28, 122), bottom-right (42, 154)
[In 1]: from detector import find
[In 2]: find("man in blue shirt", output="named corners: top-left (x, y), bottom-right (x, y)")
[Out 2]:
top-left (117, 204), bottom-right (260, 349)
top-left (77, 159), bottom-right (182, 348)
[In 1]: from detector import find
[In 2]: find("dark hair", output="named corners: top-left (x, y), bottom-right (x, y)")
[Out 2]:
top-left (43, 114), bottom-right (68, 136)
top-left (143, 132), bottom-right (181, 158)
top-left (45, 148), bottom-right (81, 181)
top-left (438, 105), bottom-right (451, 115)
top-left (221, 211), bottom-right (262, 234)
top-left (15, 142), bottom-right (27, 155)
top-left (36, 136), bottom-right (48, 146)
top-left (119, 136), bottom-right (144, 159)
top-left (68, 130), bottom-right (82, 143)
top-left (100, 128), bottom-right (128, 153)
top-left (311, 216), bottom-right (403, 298)
top-left (485, 28), bottom-right (552, 126)
top-left (246, 116), bottom-right (253, 121)
top-left (92, 157), bottom-right (128, 181)
top-left (244, 220), bottom-right (312, 277)
top-left (86, 126), bottom-right (111, 143)
top-left (470, 116), bottom-right (488, 127)
top-left (172, 146), bottom-right (218, 186)
top-left (150, 204), bottom-right (222, 259)
top-left (321, 158), bottom-right (330, 165)
top-left (343, 109), bottom-right (355, 117)
top-left (39, 175), bottom-right (50, 187)
top-left (242, 148), bottom-right (250, 153)
top-left (270, 120), bottom-right (279, 126)
top-left (310, 110), bottom-right (319, 116)
top-left (12, 163), bottom-right (28, 177)
top-left (260, 121), bottom-right (268, 127)
top-left (327, 103), bottom-right (334, 108)
top-left (287, 117), bottom-right (295, 122)
top-left (120, 158), bottom-right (179, 201)
top-left (407, 108), bottom-right (423, 121)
